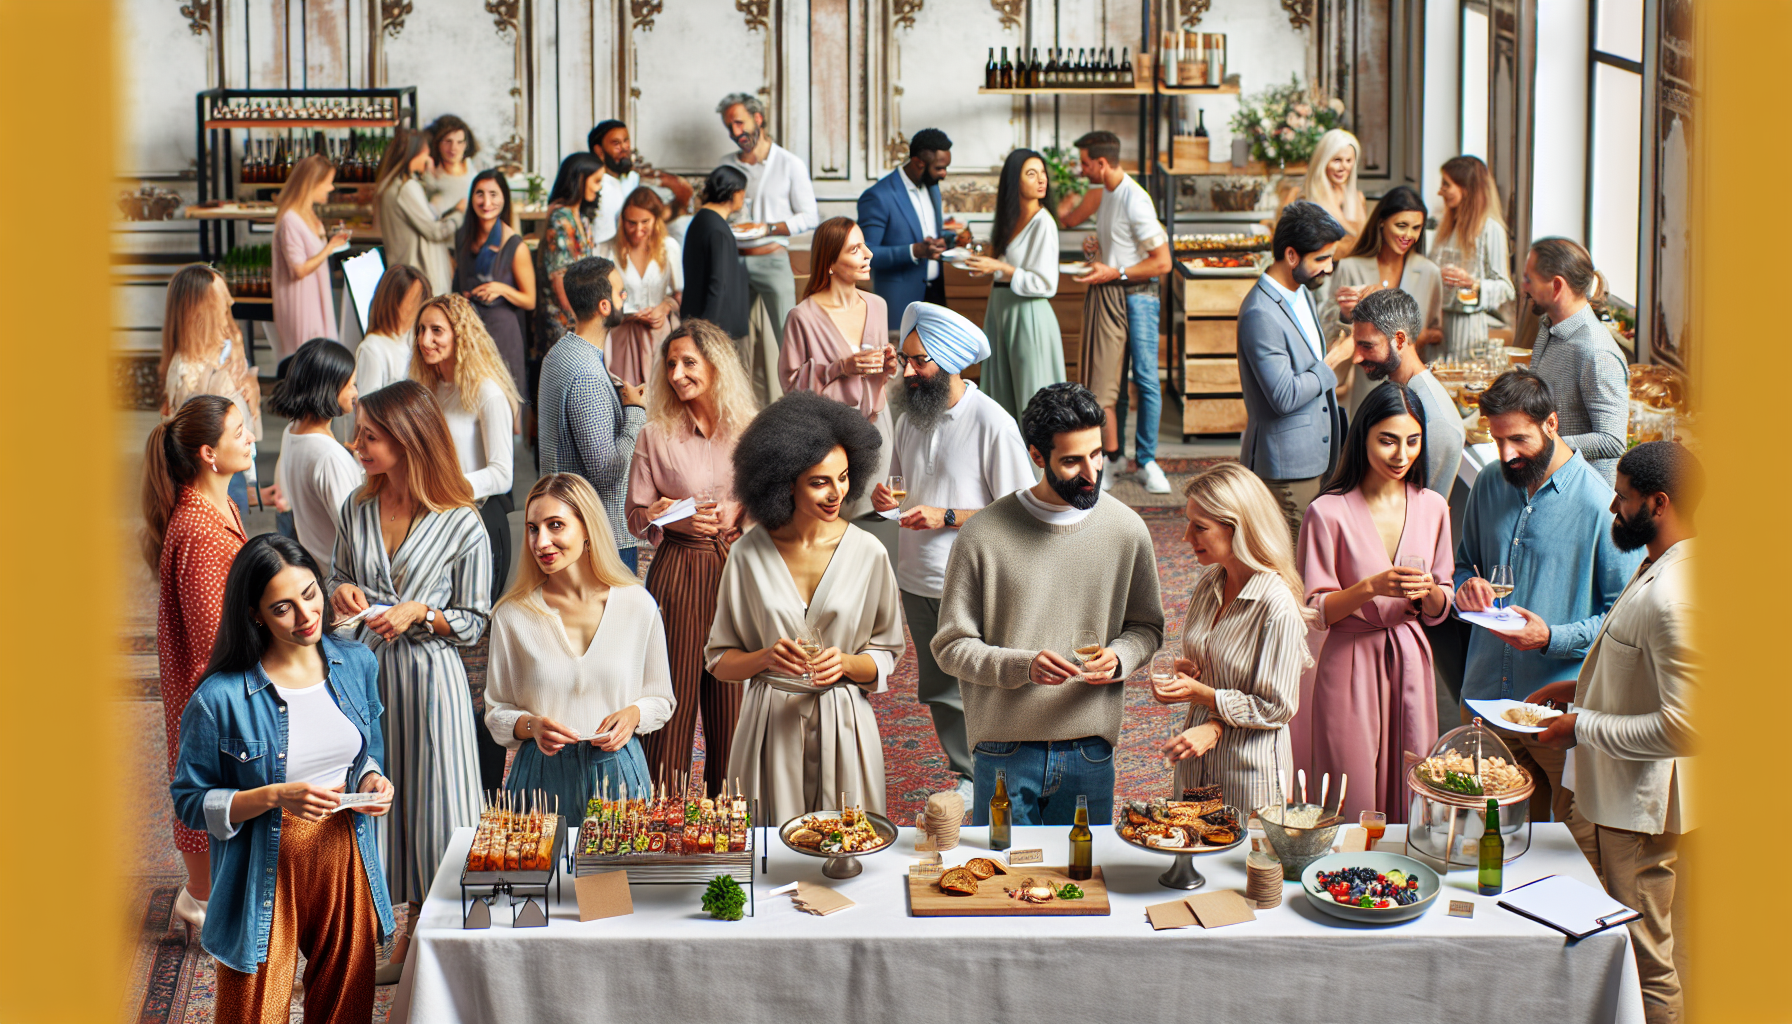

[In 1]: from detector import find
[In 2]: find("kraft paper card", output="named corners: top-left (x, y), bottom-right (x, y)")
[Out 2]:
top-left (1187, 890), bottom-right (1257, 928)
top-left (575, 870), bottom-right (634, 922)
top-left (1146, 899), bottom-right (1199, 930)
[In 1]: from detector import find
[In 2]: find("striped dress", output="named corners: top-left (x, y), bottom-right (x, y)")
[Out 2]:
top-left (1172, 565), bottom-right (1313, 815)
top-left (332, 494), bottom-right (492, 904)
top-left (1439, 218), bottom-right (1517, 362)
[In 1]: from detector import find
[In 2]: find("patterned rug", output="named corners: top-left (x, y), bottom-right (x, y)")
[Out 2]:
top-left (120, 506), bottom-right (1201, 1023)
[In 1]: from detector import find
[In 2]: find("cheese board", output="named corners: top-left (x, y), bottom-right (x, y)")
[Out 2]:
top-left (907, 865), bottom-right (1111, 917)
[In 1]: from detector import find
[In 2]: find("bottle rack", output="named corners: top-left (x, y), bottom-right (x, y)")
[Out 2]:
top-left (193, 86), bottom-right (417, 261)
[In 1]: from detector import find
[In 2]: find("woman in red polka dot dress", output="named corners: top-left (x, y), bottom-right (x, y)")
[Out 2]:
top-left (143, 395), bottom-right (252, 940)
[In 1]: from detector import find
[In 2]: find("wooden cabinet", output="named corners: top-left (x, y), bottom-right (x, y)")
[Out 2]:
top-left (1179, 270), bottom-right (1257, 439)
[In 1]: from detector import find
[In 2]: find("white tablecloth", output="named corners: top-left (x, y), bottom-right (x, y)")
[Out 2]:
top-left (393, 823), bottom-right (1642, 1024)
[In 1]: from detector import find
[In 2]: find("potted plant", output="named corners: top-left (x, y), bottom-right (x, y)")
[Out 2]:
top-left (1042, 146), bottom-right (1089, 221)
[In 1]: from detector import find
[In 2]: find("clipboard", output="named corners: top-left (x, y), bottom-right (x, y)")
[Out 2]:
top-left (1496, 874), bottom-right (1641, 940)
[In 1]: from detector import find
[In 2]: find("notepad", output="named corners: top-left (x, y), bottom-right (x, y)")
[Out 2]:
top-left (876, 506), bottom-right (902, 520)
top-left (1497, 874), bottom-right (1640, 939)
top-left (651, 497), bottom-right (697, 528)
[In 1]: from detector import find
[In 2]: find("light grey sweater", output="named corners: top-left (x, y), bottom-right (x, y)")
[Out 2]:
top-left (932, 491), bottom-right (1165, 748)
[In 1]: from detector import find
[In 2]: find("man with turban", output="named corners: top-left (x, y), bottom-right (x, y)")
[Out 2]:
top-left (871, 303), bottom-right (1037, 799)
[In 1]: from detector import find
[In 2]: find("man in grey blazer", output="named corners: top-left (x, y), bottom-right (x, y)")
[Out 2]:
top-left (1236, 201), bottom-right (1354, 539)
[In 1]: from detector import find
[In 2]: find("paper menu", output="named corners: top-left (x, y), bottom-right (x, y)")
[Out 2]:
top-left (336, 604), bottom-right (393, 630)
top-left (876, 506), bottom-right (902, 520)
top-left (651, 497), bottom-right (697, 528)
top-left (1497, 874), bottom-right (1640, 939)
top-left (330, 791), bottom-right (390, 814)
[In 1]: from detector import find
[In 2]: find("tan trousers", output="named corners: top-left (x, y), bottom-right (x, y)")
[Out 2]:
top-left (1463, 706), bottom-right (1572, 823)
top-left (1567, 801), bottom-right (1683, 1024)
top-left (1256, 474), bottom-right (1324, 546)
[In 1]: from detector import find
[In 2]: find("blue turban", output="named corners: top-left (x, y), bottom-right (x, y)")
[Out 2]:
top-left (898, 301), bottom-right (990, 375)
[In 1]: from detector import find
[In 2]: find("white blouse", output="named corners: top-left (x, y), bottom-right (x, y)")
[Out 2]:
top-left (275, 425), bottom-right (364, 574)
top-left (994, 209), bottom-right (1060, 299)
top-left (484, 585), bottom-right (676, 747)
top-left (599, 236), bottom-right (684, 314)
top-left (434, 378), bottom-right (514, 500)
top-left (355, 331), bottom-right (413, 395)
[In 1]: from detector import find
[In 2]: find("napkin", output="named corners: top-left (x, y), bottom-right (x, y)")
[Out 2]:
top-left (329, 791), bottom-right (390, 814)
top-left (792, 881), bottom-right (856, 916)
top-left (1186, 890), bottom-right (1257, 928)
top-left (1146, 899), bottom-right (1198, 930)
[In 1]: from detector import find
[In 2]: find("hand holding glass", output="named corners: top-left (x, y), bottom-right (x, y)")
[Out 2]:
top-left (1073, 630), bottom-right (1108, 682)
top-left (1398, 554), bottom-right (1431, 602)
top-left (1488, 565), bottom-right (1515, 610)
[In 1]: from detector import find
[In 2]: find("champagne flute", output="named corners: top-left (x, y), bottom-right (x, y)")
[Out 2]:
top-left (888, 474), bottom-right (906, 506)
top-left (1398, 554), bottom-right (1430, 604)
top-left (1073, 629), bottom-right (1104, 682)
top-left (1488, 564), bottom-right (1515, 611)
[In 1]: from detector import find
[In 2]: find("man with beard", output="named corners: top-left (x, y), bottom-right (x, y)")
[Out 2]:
top-left (535, 256), bottom-right (648, 570)
top-left (1529, 441), bottom-right (1699, 1024)
top-left (1451, 368), bottom-right (1640, 822)
top-left (868, 303), bottom-right (1034, 799)
top-left (933, 382), bottom-right (1165, 827)
top-left (717, 92), bottom-right (820, 400)
top-left (859, 129), bottom-right (956, 327)
top-left (1349, 288), bottom-right (1465, 496)
top-left (1237, 200), bottom-right (1356, 540)
top-left (586, 120), bottom-right (694, 245)
top-left (1521, 238), bottom-right (1629, 485)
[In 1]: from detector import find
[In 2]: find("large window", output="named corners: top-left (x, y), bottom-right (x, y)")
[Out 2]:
top-left (1460, 1), bottom-right (1489, 159)
top-left (1589, 0), bottom-right (1645, 305)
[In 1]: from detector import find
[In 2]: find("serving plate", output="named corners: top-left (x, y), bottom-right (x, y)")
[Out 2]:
top-left (779, 809), bottom-right (898, 879)
top-left (1300, 850), bottom-right (1441, 925)
top-left (1464, 698), bottom-right (1568, 734)
top-left (1112, 804), bottom-right (1246, 889)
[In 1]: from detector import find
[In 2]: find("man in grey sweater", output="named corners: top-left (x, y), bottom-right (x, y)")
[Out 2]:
top-left (933, 382), bottom-right (1164, 826)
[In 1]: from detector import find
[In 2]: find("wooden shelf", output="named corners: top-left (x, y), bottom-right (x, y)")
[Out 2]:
top-left (234, 181), bottom-right (378, 191)
top-left (1158, 158), bottom-right (1308, 178)
top-left (1156, 82), bottom-right (1241, 94)
top-left (229, 295), bottom-right (272, 305)
top-left (205, 118), bottom-right (400, 130)
top-left (978, 86), bottom-right (1153, 96)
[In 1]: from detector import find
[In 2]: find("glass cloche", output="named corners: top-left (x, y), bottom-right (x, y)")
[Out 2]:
top-left (1405, 718), bottom-right (1536, 867)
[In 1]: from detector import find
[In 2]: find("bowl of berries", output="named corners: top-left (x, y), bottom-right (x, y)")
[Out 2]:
top-left (1300, 851), bottom-right (1441, 924)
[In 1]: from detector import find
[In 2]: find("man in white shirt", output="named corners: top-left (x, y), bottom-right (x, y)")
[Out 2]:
top-left (860, 129), bottom-right (955, 328)
top-left (1530, 441), bottom-right (1699, 1024)
top-left (1070, 131), bottom-right (1174, 494)
top-left (586, 119), bottom-right (694, 246)
top-left (870, 304), bottom-right (1036, 798)
top-left (718, 92), bottom-right (821, 401)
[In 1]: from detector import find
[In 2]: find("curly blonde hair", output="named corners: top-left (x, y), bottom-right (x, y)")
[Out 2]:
top-left (409, 292), bottom-right (522, 419)
top-left (646, 318), bottom-right (760, 438)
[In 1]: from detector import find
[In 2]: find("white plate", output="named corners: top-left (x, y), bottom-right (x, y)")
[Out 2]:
top-left (940, 246), bottom-right (971, 262)
top-left (1059, 261), bottom-right (1090, 276)
top-left (1458, 607), bottom-right (1525, 633)
top-left (731, 224), bottom-right (769, 241)
top-left (1464, 698), bottom-right (1568, 734)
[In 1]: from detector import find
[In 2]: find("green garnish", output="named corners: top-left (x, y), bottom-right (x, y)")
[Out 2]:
top-left (1055, 882), bottom-right (1086, 900)
top-left (701, 875), bottom-right (747, 921)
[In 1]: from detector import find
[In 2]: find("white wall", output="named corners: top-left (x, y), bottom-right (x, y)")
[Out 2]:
top-left (1421, 0), bottom-right (1462, 219)
top-left (1530, 0), bottom-right (1589, 241)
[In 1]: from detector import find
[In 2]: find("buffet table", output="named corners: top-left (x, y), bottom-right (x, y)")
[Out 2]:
top-left (392, 823), bottom-right (1642, 1024)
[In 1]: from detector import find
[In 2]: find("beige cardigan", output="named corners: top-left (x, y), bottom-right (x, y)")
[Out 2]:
top-left (376, 176), bottom-right (463, 296)
top-left (1570, 539), bottom-right (1697, 835)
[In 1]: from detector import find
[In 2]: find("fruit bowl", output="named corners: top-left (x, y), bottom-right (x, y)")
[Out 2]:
top-left (1300, 851), bottom-right (1441, 925)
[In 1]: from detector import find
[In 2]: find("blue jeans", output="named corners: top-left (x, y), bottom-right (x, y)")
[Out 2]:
top-left (1126, 293), bottom-right (1161, 464)
top-left (619, 546), bottom-right (638, 574)
top-left (970, 738), bottom-right (1115, 826)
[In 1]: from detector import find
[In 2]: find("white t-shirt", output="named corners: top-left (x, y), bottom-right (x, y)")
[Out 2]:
top-left (586, 169), bottom-right (642, 247)
top-left (435, 379), bottom-right (515, 500)
top-left (1259, 271), bottom-right (1325, 360)
top-left (275, 426), bottom-right (365, 574)
top-left (274, 680), bottom-right (365, 787)
top-left (354, 331), bottom-right (413, 395)
top-left (1015, 484), bottom-right (1093, 526)
top-left (889, 383), bottom-right (1037, 597)
top-left (599, 236), bottom-right (685, 313)
top-left (1095, 173), bottom-right (1168, 272)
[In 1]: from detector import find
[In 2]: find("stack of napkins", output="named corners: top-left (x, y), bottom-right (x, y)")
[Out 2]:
top-left (790, 881), bottom-right (855, 916)
top-left (923, 791), bottom-right (965, 850)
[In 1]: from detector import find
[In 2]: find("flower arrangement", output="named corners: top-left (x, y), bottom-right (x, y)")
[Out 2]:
top-left (1042, 147), bottom-right (1089, 202)
top-left (1228, 76), bottom-right (1347, 166)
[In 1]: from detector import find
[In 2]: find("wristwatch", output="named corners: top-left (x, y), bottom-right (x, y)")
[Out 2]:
top-left (1118, 267), bottom-right (1130, 283)
top-left (943, 508), bottom-right (957, 527)
top-left (424, 608), bottom-right (436, 627)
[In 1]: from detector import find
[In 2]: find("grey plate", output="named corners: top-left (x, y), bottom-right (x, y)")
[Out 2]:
top-left (1300, 851), bottom-right (1442, 924)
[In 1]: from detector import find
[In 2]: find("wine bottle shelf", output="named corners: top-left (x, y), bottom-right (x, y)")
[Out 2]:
top-left (205, 118), bottom-right (402, 130)
top-left (978, 86), bottom-right (1154, 96)
top-left (1156, 83), bottom-right (1241, 94)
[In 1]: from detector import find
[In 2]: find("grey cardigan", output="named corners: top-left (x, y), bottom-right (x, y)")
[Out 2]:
top-left (1236, 275), bottom-right (1344, 480)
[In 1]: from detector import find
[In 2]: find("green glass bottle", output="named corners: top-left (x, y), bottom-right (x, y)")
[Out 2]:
top-left (1068, 794), bottom-right (1093, 880)
top-left (1477, 797), bottom-right (1504, 896)
top-left (989, 770), bottom-right (1012, 850)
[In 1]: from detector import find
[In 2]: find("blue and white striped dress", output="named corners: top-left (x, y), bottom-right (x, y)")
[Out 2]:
top-left (333, 494), bottom-right (492, 904)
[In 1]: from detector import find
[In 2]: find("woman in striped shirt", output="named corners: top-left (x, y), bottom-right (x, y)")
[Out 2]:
top-left (1156, 462), bottom-right (1314, 814)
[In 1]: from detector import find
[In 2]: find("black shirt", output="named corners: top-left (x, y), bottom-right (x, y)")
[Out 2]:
top-left (679, 208), bottom-right (751, 338)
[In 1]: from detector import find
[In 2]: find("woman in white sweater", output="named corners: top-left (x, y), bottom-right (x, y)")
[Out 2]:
top-left (269, 339), bottom-right (363, 574)
top-left (374, 128), bottom-right (465, 296)
top-left (353, 264), bottom-right (430, 396)
top-left (966, 149), bottom-right (1063, 419)
top-left (486, 473), bottom-right (675, 813)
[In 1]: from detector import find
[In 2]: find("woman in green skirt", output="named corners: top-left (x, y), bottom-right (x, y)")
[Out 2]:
top-left (966, 149), bottom-right (1064, 417)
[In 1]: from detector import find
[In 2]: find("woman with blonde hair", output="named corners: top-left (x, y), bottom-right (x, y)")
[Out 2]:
top-left (375, 127), bottom-right (465, 296)
top-left (272, 154), bottom-right (351, 357)
top-left (328, 379), bottom-right (491, 920)
top-left (599, 186), bottom-right (685, 386)
top-left (626, 318), bottom-right (758, 790)
top-left (1301, 129), bottom-right (1368, 250)
top-left (487, 473), bottom-right (674, 817)
top-left (1152, 461), bottom-right (1314, 814)
top-left (161, 263), bottom-right (269, 517)
top-left (1434, 154), bottom-right (1516, 360)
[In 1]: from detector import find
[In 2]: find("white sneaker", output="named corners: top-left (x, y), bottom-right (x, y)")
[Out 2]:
top-left (954, 776), bottom-right (976, 810)
top-left (1100, 469), bottom-right (1115, 492)
top-left (1138, 460), bottom-right (1172, 494)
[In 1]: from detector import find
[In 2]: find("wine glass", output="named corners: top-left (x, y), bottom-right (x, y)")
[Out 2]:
top-left (887, 475), bottom-right (906, 507)
top-left (1488, 564), bottom-right (1515, 611)
top-left (794, 634), bottom-right (821, 684)
top-left (1149, 652), bottom-right (1176, 692)
top-left (1073, 630), bottom-right (1104, 682)
top-left (1398, 554), bottom-right (1430, 604)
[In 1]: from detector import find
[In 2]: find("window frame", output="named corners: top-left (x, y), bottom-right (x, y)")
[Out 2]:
top-left (1586, 0), bottom-right (1647, 316)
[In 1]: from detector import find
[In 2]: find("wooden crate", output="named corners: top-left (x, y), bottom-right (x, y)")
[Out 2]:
top-left (1183, 397), bottom-right (1249, 434)
top-left (1184, 318), bottom-right (1238, 356)
top-left (1179, 275), bottom-right (1256, 315)
top-left (1184, 357), bottom-right (1241, 393)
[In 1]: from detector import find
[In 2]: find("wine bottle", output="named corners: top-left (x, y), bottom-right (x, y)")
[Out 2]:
top-left (1071, 48), bottom-right (1084, 87)
top-left (1105, 48), bottom-right (1117, 86)
top-left (986, 47), bottom-right (997, 89)
top-left (1068, 795), bottom-right (1093, 880)
top-left (1044, 48), bottom-right (1060, 88)
top-left (999, 46), bottom-right (1013, 89)
top-left (1119, 47), bottom-right (1132, 87)
top-left (1195, 108), bottom-right (1209, 137)
top-left (989, 770), bottom-right (1013, 850)
top-left (1029, 47), bottom-right (1041, 88)
top-left (1478, 798), bottom-right (1504, 896)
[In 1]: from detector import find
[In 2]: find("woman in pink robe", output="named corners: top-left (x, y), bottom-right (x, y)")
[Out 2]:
top-left (1297, 382), bottom-right (1455, 822)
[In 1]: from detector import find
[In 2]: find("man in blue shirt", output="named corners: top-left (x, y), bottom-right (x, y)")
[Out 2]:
top-left (1452, 367), bottom-right (1640, 823)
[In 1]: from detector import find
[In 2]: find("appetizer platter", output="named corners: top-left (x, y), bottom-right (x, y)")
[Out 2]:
top-left (460, 792), bottom-right (568, 927)
top-left (1405, 721), bottom-right (1537, 867)
top-left (1113, 788), bottom-right (1247, 890)
top-left (1300, 851), bottom-right (1442, 925)
top-left (778, 803), bottom-right (898, 879)
top-left (909, 857), bottom-right (1111, 917)
top-left (575, 776), bottom-right (755, 883)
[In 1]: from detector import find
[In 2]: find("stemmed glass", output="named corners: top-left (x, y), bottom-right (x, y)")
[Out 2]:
top-left (887, 475), bottom-right (906, 507)
top-left (1488, 565), bottom-right (1515, 611)
top-left (1073, 630), bottom-right (1104, 682)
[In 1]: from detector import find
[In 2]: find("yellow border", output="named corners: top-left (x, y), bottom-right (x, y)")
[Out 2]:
top-left (1689, 2), bottom-right (1792, 1020)
top-left (0, 1), bottom-right (124, 1020)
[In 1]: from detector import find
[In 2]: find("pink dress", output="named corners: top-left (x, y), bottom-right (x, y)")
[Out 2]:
top-left (778, 293), bottom-right (893, 422)
top-left (1296, 484), bottom-right (1454, 823)
top-left (273, 210), bottom-right (338, 358)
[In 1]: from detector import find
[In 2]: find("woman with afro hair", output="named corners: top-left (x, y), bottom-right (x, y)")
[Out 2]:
top-left (704, 391), bottom-right (906, 821)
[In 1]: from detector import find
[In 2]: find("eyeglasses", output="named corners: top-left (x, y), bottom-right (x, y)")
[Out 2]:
top-left (896, 352), bottom-right (934, 370)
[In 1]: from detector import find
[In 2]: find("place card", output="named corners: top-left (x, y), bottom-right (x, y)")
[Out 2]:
top-left (1004, 848), bottom-right (1044, 866)
top-left (1186, 890), bottom-right (1256, 929)
top-left (1339, 827), bottom-right (1369, 853)
top-left (575, 869), bottom-right (634, 922)
top-left (876, 506), bottom-right (902, 520)
top-left (1146, 899), bottom-right (1198, 930)
top-left (1448, 900), bottom-right (1476, 919)
top-left (793, 882), bottom-right (855, 916)
top-left (909, 854), bottom-right (943, 879)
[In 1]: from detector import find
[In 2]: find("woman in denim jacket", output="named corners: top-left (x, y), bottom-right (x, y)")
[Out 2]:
top-left (171, 534), bottom-right (395, 1022)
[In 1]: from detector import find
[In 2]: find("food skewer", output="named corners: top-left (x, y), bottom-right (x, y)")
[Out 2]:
top-left (1298, 769), bottom-right (1308, 806)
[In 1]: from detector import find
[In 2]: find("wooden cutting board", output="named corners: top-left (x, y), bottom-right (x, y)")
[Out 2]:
top-left (908, 866), bottom-right (1111, 916)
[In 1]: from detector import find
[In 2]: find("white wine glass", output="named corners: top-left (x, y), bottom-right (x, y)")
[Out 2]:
top-left (1073, 629), bottom-right (1104, 681)
top-left (888, 474), bottom-right (906, 507)
top-left (1488, 564), bottom-right (1515, 611)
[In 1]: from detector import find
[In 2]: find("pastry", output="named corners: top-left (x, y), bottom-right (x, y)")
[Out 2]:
top-left (940, 867), bottom-right (980, 895)
top-left (965, 857), bottom-right (999, 880)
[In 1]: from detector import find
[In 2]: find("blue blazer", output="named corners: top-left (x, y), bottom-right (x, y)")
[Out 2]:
top-left (1236, 275), bottom-right (1345, 480)
top-left (858, 168), bottom-right (943, 329)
